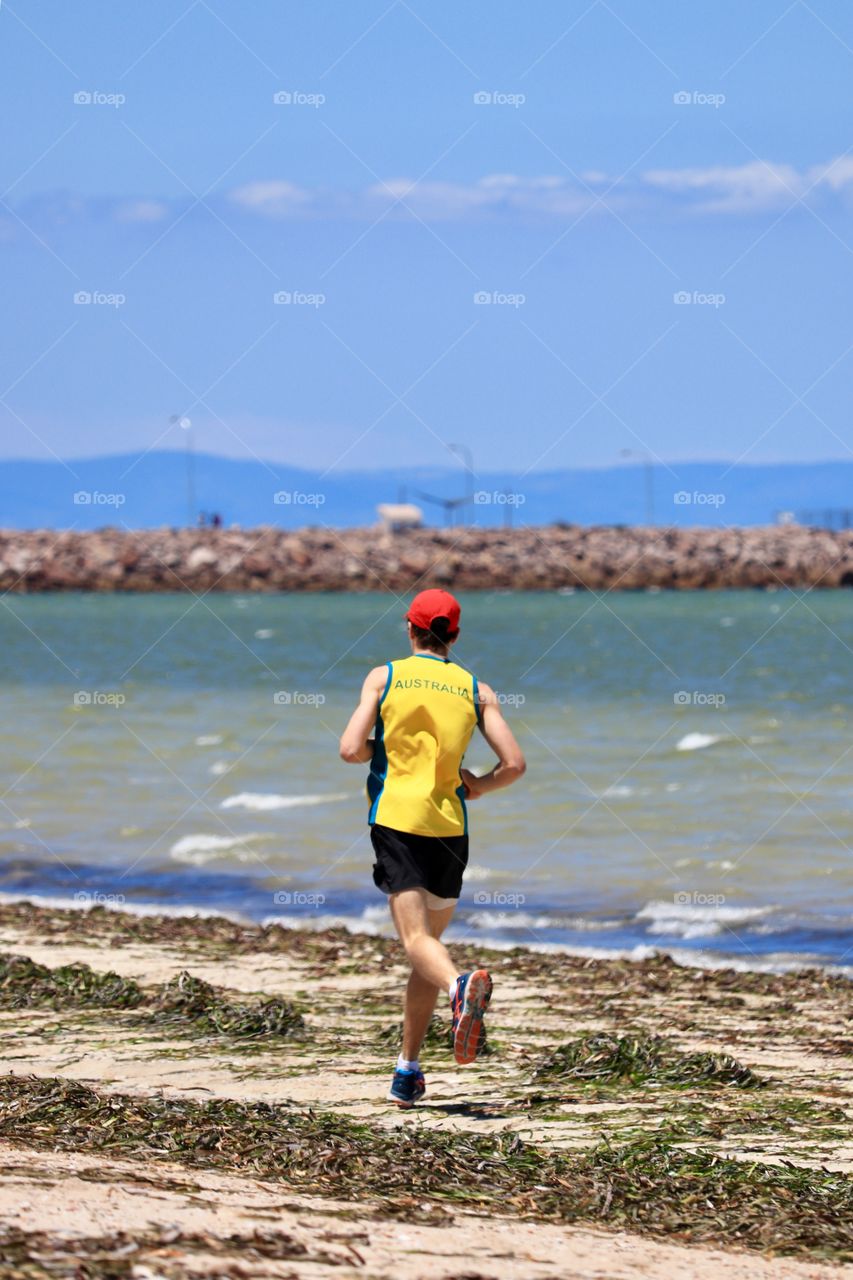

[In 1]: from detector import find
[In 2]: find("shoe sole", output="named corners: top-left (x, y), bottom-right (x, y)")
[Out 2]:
top-left (386, 1086), bottom-right (425, 1109)
top-left (453, 969), bottom-right (492, 1065)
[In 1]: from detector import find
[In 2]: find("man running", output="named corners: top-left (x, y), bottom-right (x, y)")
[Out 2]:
top-left (339, 588), bottom-right (526, 1107)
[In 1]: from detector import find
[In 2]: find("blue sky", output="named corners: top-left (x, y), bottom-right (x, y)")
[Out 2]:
top-left (1, 0), bottom-right (852, 474)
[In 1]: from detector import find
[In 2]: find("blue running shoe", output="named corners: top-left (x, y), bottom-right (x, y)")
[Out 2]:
top-left (450, 969), bottom-right (492, 1065)
top-left (387, 1067), bottom-right (426, 1108)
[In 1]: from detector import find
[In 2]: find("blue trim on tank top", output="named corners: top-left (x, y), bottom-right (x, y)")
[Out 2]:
top-left (367, 661), bottom-right (393, 823)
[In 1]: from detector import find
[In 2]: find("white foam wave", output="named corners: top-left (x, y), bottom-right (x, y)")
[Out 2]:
top-left (467, 909), bottom-right (621, 933)
top-left (0, 890), bottom-right (249, 924)
top-left (195, 734), bottom-right (223, 746)
top-left (220, 791), bottom-right (350, 812)
top-left (468, 910), bottom-right (560, 931)
top-left (676, 732), bottom-right (723, 752)
top-left (169, 833), bottom-right (270, 866)
top-left (637, 899), bottom-right (773, 939)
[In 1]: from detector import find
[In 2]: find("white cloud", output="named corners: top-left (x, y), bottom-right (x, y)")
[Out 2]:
top-left (228, 180), bottom-right (313, 216)
top-left (809, 154), bottom-right (853, 191)
top-left (225, 159), bottom-right (853, 220)
top-left (114, 200), bottom-right (169, 223)
top-left (642, 160), bottom-right (805, 213)
top-left (7, 157), bottom-right (853, 235)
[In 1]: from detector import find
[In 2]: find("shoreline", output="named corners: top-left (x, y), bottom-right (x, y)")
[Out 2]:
top-left (3, 523), bottom-right (853, 591)
top-left (3, 888), bottom-right (851, 980)
top-left (1, 899), bottom-right (852, 1277)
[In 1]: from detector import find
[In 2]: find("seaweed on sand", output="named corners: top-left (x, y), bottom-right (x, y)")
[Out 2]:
top-left (0, 1224), bottom-right (344, 1280)
top-left (0, 953), bottom-right (144, 1010)
top-left (0, 953), bottom-right (304, 1042)
top-left (534, 1031), bottom-right (765, 1089)
top-left (1, 1075), bottom-right (851, 1261)
top-left (152, 970), bottom-right (305, 1040)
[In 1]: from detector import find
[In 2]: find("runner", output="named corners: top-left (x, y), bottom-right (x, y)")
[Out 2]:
top-left (339, 588), bottom-right (526, 1107)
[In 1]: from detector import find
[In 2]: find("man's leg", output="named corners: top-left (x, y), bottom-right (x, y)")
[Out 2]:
top-left (399, 901), bottom-right (456, 1062)
top-left (389, 888), bottom-right (458, 991)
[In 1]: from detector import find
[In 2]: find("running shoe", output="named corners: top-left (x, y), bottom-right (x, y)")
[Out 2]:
top-left (450, 969), bottom-right (493, 1065)
top-left (387, 1067), bottom-right (426, 1108)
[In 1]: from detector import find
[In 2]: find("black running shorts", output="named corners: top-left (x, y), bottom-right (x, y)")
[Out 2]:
top-left (370, 822), bottom-right (469, 903)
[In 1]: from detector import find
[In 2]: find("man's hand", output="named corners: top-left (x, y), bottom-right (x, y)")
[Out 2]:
top-left (460, 767), bottom-right (486, 799)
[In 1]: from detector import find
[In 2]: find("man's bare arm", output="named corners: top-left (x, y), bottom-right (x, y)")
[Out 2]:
top-left (460, 681), bottom-right (526, 798)
top-left (339, 666), bottom-right (388, 764)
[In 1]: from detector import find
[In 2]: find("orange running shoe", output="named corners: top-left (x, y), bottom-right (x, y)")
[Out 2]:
top-left (450, 969), bottom-right (493, 1065)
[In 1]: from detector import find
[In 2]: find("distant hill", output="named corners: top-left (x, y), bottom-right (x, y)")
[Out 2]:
top-left (0, 452), bottom-right (851, 530)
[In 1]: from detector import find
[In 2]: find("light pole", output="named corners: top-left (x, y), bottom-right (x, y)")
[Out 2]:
top-left (170, 415), bottom-right (195, 526)
top-left (447, 441), bottom-right (474, 527)
top-left (620, 448), bottom-right (654, 526)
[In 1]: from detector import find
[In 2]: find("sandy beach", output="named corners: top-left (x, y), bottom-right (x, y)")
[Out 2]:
top-left (1, 899), bottom-right (851, 1278)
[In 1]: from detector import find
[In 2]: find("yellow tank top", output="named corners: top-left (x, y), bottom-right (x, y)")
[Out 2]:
top-left (367, 654), bottom-right (480, 837)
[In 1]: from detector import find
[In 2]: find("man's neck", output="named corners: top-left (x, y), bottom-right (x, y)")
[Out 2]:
top-left (412, 647), bottom-right (449, 660)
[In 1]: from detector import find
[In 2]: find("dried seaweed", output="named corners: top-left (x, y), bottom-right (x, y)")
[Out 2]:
top-left (0, 953), bottom-right (143, 1010)
top-left (534, 1031), bottom-right (766, 1090)
top-left (151, 970), bottom-right (305, 1040)
top-left (0, 1075), bottom-right (850, 1260)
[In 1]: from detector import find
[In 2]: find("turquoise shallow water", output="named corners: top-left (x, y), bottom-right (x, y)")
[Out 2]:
top-left (0, 590), bottom-right (851, 972)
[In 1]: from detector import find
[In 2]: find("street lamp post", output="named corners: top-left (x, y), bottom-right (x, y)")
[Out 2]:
top-left (170, 415), bottom-right (195, 526)
top-left (447, 441), bottom-right (474, 527)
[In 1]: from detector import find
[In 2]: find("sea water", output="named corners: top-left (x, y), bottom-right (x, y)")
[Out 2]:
top-left (1, 590), bottom-right (851, 973)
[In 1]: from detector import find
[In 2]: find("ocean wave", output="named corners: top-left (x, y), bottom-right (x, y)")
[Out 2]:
top-left (465, 909), bottom-right (623, 933)
top-left (676, 732), bottom-right (724, 752)
top-left (194, 734), bottom-right (223, 746)
top-left (636, 898), bottom-right (773, 939)
top-left (467, 910), bottom-right (561, 931)
top-left (0, 890), bottom-right (249, 924)
top-left (220, 791), bottom-right (351, 812)
top-left (169, 833), bottom-right (271, 866)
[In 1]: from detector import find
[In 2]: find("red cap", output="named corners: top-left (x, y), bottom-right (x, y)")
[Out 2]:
top-left (406, 588), bottom-right (461, 634)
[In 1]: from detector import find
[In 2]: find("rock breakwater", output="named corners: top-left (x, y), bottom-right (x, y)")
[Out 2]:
top-left (1, 524), bottom-right (851, 592)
